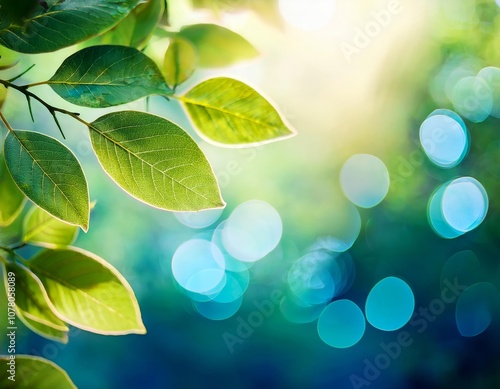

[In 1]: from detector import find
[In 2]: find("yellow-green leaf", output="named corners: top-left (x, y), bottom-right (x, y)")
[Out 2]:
top-left (23, 206), bottom-right (78, 248)
top-left (0, 84), bottom-right (7, 110)
top-left (180, 77), bottom-right (295, 146)
top-left (3, 262), bottom-right (67, 331)
top-left (89, 111), bottom-right (225, 211)
top-left (16, 309), bottom-right (69, 344)
top-left (164, 37), bottom-right (197, 89)
top-left (28, 247), bottom-right (146, 335)
top-left (178, 24), bottom-right (259, 68)
top-left (0, 355), bottom-right (76, 389)
top-left (0, 152), bottom-right (25, 227)
top-left (3, 131), bottom-right (90, 231)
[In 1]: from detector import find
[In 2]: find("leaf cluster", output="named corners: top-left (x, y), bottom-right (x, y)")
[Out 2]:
top-left (0, 1), bottom-right (295, 387)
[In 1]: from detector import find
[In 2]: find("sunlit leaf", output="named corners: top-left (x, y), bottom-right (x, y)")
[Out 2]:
top-left (3, 131), bottom-right (90, 231)
top-left (16, 309), bottom-right (69, 343)
top-left (178, 24), bottom-right (259, 68)
top-left (0, 0), bottom-right (141, 53)
top-left (180, 77), bottom-right (295, 146)
top-left (28, 247), bottom-right (146, 335)
top-left (0, 152), bottom-right (25, 227)
top-left (23, 206), bottom-right (78, 247)
top-left (89, 111), bottom-right (224, 211)
top-left (163, 37), bottom-right (197, 89)
top-left (0, 45), bottom-right (19, 70)
top-left (0, 355), bottom-right (76, 388)
top-left (2, 263), bottom-right (68, 334)
top-left (48, 45), bottom-right (172, 108)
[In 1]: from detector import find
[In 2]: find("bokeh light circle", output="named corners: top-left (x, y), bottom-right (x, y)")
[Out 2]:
top-left (310, 204), bottom-right (361, 252)
top-left (440, 250), bottom-right (481, 288)
top-left (419, 112), bottom-right (468, 168)
top-left (288, 249), bottom-right (355, 306)
top-left (451, 76), bottom-right (492, 123)
top-left (212, 270), bottom-right (250, 304)
top-left (340, 154), bottom-right (390, 208)
top-left (317, 300), bottom-right (366, 348)
top-left (456, 282), bottom-right (498, 337)
top-left (279, 0), bottom-right (335, 31)
top-left (477, 66), bottom-right (500, 118)
top-left (174, 208), bottom-right (223, 229)
top-left (365, 277), bottom-right (415, 331)
top-left (427, 185), bottom-right (463, 239)
top-left (171, 239), bottom-right (226, 294)
top-left (222, 200), bottom-right (283, 263)
top-left (212, 221), bottom-right (253, 272)
top-left (193, 296), bottom-right (243, 321)
top-left (441, 177), bottom-right (488, 233)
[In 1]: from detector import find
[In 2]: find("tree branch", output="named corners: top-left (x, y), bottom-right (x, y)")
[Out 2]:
top-left (0, 79), bottom-right (83, 139)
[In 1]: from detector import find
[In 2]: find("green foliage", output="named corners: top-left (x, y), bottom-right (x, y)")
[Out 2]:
top-left (3, 262), bottom-right (69, 337)
top-left (0, 0), bottom-right (141, 53)
top-left (163, 37), bottom-right (197, 89)
top-left (181, 77), bottom-right (295, 146)
top-left (0, 153), bottom-right (24, 226)
top-left (49, 45), bottom-right (172, 108)
top-left (0, 1), bottom-right (294, 385)
top-left (3, 131), bottom-right (90, 231)
top-left (23, 206), bottom-right (78, 248)
top-left (0, 355), bottom-right (77, 388)
top-left (90, 111), bottom-right (224, 211)
top-left (28, 248), bottom-right (146, 334)
top-left (16, 308), bottom-right (69, 344)
top-left (178, 24), bottom-right (259, 68)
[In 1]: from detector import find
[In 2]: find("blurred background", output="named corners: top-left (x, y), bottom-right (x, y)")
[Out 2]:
top-left (2, 0), bottom-right (500, 388)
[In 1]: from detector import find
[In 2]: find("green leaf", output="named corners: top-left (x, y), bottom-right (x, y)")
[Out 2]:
top-left (163, 37), bottom-right (197, 89)
top-left (0, 0), bottom-right (141, 53)
top-left (0, 152), bottom-right (25, 227)
top-left (180, 77), bottom-right (295, 146)
top-left (16, 309), bottom-right (69, 343)
top-left (0, 355), bottom-right (76, 388)
top-left (2, 262), bottom-right (68, 335)
top-left (48, 45), bottom-right (172, 108)
top-left (23, 206), bottom-right (78, 247)
top-left (178, 24), bottom-right (259, 68)
top-left (89, 111), bottom-right (225, 211)
top-left (0, 45), bottom-right (19, 70)
top-left (0, 84), bottom-right (7, 110)
top-left (3, 131), bottom-right (90, 231)
top-left (130, 0), bottom-right (165, 48)
top-left (92, 13), bottom-right (137, 46)
top-left (28, 247), bottom-right (146, 335)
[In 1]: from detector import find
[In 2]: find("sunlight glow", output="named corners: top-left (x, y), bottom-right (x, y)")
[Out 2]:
top-left (279, 0), bottom-right (335, 31)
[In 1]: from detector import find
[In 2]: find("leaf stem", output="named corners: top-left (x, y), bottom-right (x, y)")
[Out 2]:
top-left (7, 64), bottom-right (36, 83)
top-left (9, 242), bottom-right (27, 251)
top-left (22, 80), bottom-right (48, 89)
top-left (0, 245), bottom-right (30, 266)
top-left (0, 79), bottom-right (82, 139)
